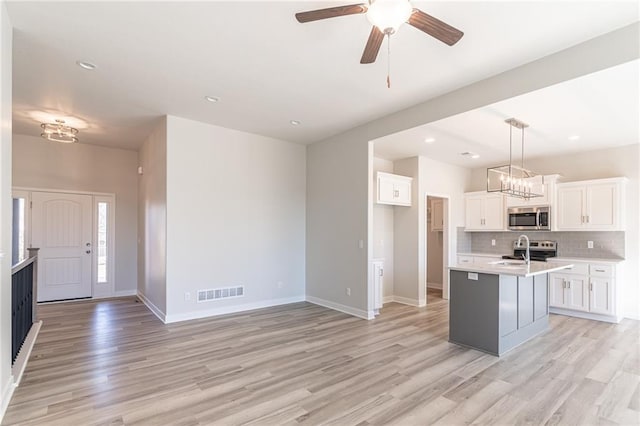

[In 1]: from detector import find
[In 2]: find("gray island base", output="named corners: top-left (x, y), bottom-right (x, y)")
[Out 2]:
top-left (449, 270), bottom-right (552, 356)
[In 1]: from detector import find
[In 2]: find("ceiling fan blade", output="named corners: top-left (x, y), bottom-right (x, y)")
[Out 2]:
top-left (361, 26), bottom-right (385, 64)
top-left (295, 4), bottom-right (367, 23)
top-left (408, 9), bottom-right (464, 46)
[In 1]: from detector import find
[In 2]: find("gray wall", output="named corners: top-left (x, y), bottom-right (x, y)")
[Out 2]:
top-left (164, 116), bottom-right (306, 321)
top-left (12, 134), bottom-right (139, 294)
top-left (138, 118), bottom-right (167, 315)
top-left (305, 24), bottom-right (638, 319)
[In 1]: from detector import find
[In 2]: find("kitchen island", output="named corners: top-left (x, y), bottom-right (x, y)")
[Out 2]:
top-left (448, 260), bottom-right (573, 356)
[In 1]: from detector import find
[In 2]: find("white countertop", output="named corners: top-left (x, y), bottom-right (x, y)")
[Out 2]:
top-left (458, 253), bottom-right (624, 264)
top-left (449, 260), bottom-right (575, 277)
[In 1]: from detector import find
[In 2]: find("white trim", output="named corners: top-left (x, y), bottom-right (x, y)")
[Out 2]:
top-left (0, 376), bottom-right (15, 424)
top-left (624, 313), bottom-right (640, 321)
top-left (12, 321), bottom-right (42, 386)
top-left (11, 189), bottom-right (30, 263)
top-left (91, 289), bottom-right (137, 300)
top-left (13, 186), bottom-right (114, 197)
top-left (305, 295), bottom-right (373, 320)
top-left (137, 292), bottom-right (167, 323)
top-left (427, 282), bottom-right (443, 289)
top-left (165, 296), bottom-right (306, 323)
top-left (391, 295), bottom-right (422, 307)
top-left (549, 307), bottom-right (621, 324)
top-left (382, 295), bottom-right (394, 304)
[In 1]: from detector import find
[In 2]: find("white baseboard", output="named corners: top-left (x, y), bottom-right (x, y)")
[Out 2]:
top-left (137, 291), bottom-right (167, 323)
top-left (0, 376), bottom-right (15, 424)
top-left (549, 307), bottom-right (621, 324)
top-left (305, 296), bottom-right (373, 320)
top-left (427, 282), bottom-right (442, 290)
top-left (623, 312), bottom-right (640, 321)
top-left (114, 290), bottom-right (137, 298)
top-left (382, 295), bottom-right (394, 304)
top-left (164, 296), bottom-right (306, 323)
top-left (391, 295), bottom-right (422, 307)
top-left (12, 320), bottom-right (42, 386)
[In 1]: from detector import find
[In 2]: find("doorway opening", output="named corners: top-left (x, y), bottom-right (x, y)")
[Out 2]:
top-left (425, 194), bottom-right (449, 303)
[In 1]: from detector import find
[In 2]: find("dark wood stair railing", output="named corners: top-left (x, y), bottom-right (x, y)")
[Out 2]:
top-left (11, 248), bottom-right (38, 364)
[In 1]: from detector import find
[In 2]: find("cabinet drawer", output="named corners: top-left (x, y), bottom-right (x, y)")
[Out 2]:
top-left (590, 264), bottom-right (614, 277)
top-left (561, 263), bottom-right (589, 275)
top-left (457, 255), bottom-right (474, 264)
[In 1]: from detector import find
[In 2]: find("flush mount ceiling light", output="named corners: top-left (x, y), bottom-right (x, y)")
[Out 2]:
top-left (76, 60), bottom-right (97, 70)
top-left (424, 137), bottom-right (436, 143)
top-left (487, 118), bottom-right (543, 200)
top-left (568, 135), bottom-right (580, 141)
top-left (204, 95), bottom-right (220, 103)
top-left (290, 120), bottom-right (301, 126)
top-left (40, 119), bottom-right (79, 143)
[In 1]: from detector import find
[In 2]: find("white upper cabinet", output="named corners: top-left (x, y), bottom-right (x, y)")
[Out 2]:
top-left (377, 172), bottom-right (412, 206)
top-left (464, 192), bottom-right (504, 231)
top-left (556, 178), bottom-right (625, 231)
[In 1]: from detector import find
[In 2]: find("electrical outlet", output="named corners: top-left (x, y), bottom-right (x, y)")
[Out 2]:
top-left (277, 281), bottom-right (284, 289)
top-left (346, 287), bottom-right (351, 296)
top-left (587, 241), bottom-right (594, 249)
top-left (358, 240), bottom-right (364, 249)
top-left (184, 292), bottom-right (191, 301)
top-left (491, 239), bottom-right (496, 246)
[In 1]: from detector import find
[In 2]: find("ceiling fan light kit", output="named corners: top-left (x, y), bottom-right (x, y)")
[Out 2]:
top-left (487, 118), bottom-right (544, 200)
top-left (295, 0), bottom-right (463, 87)
top-left (40, 119), bottom-right (79, 143)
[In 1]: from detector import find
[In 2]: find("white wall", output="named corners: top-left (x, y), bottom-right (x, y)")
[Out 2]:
top-left (372, 158), bottom-right (394, 300)
top-left (0, 1), bottom-right (12, 418)
top-left (138, 118), bottom-right (167, 317)
top-left (306, 24), bottom-right (637, 320)
top-left (12, 135), bottom-right (138, 294)
top-left (164, 116), bottom-right (305, 322)
top-left (469, 144), bottom-right (640, 320)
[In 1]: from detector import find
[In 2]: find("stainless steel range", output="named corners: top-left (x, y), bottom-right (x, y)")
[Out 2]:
top-left (502, 240), bottom-right (557, 262)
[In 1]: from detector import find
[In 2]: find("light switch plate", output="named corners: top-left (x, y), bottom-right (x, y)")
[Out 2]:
top-left (587, 241), bottom-right (594, 249)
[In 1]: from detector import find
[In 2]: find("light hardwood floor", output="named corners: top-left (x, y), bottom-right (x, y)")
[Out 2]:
top-left (3, 291), bottom-right (639, 425)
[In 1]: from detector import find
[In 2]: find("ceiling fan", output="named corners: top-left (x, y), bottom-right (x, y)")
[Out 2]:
top-left (295, 0), bottom-right (464, 86)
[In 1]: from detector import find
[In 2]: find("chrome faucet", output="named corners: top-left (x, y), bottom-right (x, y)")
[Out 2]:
top-left (517, 234), bottom-right (530, 265)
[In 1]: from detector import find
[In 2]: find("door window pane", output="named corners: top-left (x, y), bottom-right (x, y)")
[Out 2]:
top-left (12, 198), bottom-right (26, 265)
top-left (97, 202), bottom-right (108, 283)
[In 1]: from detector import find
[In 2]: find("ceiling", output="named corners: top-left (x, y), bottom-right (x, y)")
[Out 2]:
top-left (373, 59), bottom-right (640, 167)
top-left (7, 1), bottom-right (639, 151)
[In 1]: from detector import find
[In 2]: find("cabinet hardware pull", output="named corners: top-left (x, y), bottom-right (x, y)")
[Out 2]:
top-left (595, 269), bottom-right (605, 272)
top-left (586, 215), bottom-right (590, 223)
top-left (589, 283), bottom-right (593, 291)
top-left (562, 280), bottom-right (566, 289)
top-left (394, 190), bottom-right (399, 197)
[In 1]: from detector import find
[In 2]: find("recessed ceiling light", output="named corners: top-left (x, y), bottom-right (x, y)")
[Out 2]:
top-left (424, 137), bottom-right (436, 143)
top-left (76, 60), bottom-right (97, 70)
top-left (290, 120), bottom-right (301, 126)
top-left (204, 95), bottom-right (220, 103)
top-left (460, 152), bottom-right (480, 159)
top-left (568, 135), bottom-right (580, 141)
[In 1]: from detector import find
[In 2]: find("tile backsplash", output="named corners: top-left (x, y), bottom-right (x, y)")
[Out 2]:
top-left (459, 228), bottom-right (624, 259)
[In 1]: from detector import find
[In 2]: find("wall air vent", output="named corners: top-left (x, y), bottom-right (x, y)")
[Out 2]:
top-left (197, 286), bottom-right (244, 302)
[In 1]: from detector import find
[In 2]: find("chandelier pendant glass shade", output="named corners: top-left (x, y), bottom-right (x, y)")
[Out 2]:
top-left (487, 118), bottom-right (544, 200)
top-left (366, 0), bottom-right (413, 34)
top-left (40, 119), bottom-right (79, 143)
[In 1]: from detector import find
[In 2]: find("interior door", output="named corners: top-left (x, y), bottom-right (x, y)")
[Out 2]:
top-left (31, 192), bottom-right (93, 302)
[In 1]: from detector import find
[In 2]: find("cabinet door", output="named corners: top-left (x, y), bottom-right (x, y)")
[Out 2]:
top-left (431, 199), bottom-right (443, 231)
top-left (483, 195), bottom-right (504, 230)
top-left (394, 179), bottom-right (412, 206)
top-left (557, 186), bottom-right (585, 230)
top-left (549, 274), bottom-right (567, 308)
top-left (590, 278), bottom-right (614, 315)
top-left (586, 183), bottom-right (617, 229)
top-left (565, 276), bottom-right (589, 312)
top-left (465, 197), bottom-right (484, 230)
top-left (373, 261), bottom-right (384, 310)
top-left (377, 175), bottom-right (396, 204)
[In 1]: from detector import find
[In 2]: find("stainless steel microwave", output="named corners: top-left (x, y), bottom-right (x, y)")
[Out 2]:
top-left (507, 206), bottom-right (551, 231)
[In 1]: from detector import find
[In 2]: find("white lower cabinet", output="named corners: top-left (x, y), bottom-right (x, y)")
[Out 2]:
top-left (549, 260), bottom-right (619, 322)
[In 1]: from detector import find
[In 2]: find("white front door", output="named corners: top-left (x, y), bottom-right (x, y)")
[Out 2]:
top-left (31, 192), bottom-right (93, 302)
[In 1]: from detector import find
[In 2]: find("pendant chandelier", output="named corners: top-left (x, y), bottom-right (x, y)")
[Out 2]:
top-left (487, 118), bottom-right (543, 200)
top-left (40, 119), bottom-right (79, 143)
